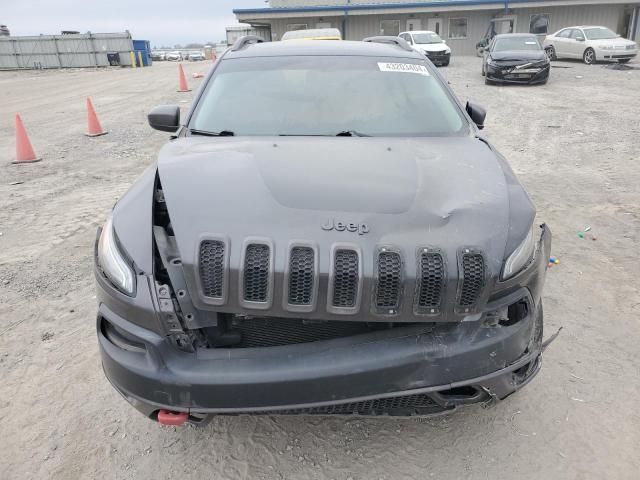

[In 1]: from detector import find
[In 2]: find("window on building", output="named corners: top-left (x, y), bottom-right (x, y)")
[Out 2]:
top-left (529, 14), bottom-right (551, 34)
top-left (448, 18), bottom-right (468, 39)
top-left (380, 20), bottom-right (401, 37)
top-left (286, 24), bottom-right (307, 31)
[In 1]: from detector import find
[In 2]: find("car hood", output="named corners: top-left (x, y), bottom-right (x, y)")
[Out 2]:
top-left (155, 136), bottom-right (533, 320)
top-left (490, 50), bottom-right (547, 62)
top-left (418, 43), bottom-right (449, 52)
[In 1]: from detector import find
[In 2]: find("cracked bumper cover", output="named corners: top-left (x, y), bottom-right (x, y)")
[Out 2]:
top-left (97, 227), bottom-right (551, 417)
top-left (486, 64), bottom-right (550, 84)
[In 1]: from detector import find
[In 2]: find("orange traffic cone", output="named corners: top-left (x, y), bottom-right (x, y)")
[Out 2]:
top-left (85, 97), bottom-right (108, 137)
top-left (12, 114), bottom-right (41, 164)
top-left (177, 64), bottom-right (191, 92)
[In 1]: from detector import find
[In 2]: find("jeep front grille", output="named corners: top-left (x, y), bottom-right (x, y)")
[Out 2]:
top-left (458, 252), bottom-right (485, 308)
top-left (331, 249), bottom-right (360, 308)
top-left (196, 240), bottom-right (489, 317)
top-left (243, 244), bottom-right (271, 303)
top-left (416, 250), bottom-right (445, 314)
top-left (287, 246), bottom-right (315, 306)
top-left (375, 250), bottom-right (402, 311)
top-left (199, 240), bottom-right (225, 299)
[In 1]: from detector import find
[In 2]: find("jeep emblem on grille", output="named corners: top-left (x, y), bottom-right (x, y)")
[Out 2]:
top-left (321, 218), bottom-right (369, 235)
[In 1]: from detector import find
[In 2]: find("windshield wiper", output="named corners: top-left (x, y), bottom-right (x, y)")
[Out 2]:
top-left (189, 128), bottom-right (235, 137)
top-left (335, 130), bottom-right (371, 137)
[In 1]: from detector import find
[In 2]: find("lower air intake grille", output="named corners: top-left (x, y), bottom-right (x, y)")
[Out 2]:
top-left (256, 394), bottom-right (450, 416)
top-left (288, 247), bottom-right (315, 306)
top-left (332, 249), bottom-right (359, 308)
top-left (416, 251), bottom-right (445, 313)
top-left (199, 240), bottom-right (225, 298)
top-left (459, 252), bottom-right (485, 308)
top-left (375, 251), bottom-right (402, 310)
top-left (232, 317), bottom-right (375, 348)
top-left (243, 244), bottom-right (270, 302)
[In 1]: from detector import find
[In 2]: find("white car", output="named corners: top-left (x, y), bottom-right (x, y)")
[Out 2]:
top-left (399, 30), bottom-right (451, 66)
top-left (166, 51), bottom-right (183, 61)
top-left (188, 52), bottom-right (205, 61)
top-left (544, 26), bottom-right (637, 64)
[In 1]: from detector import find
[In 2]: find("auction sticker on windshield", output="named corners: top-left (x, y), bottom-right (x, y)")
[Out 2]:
top-left (378, 62), bottom-right (430, 76)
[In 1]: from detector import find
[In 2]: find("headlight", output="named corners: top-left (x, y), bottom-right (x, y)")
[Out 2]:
top-left (98, 215), bottom-right (135, 295)
top-left (599, 45), bottom-right (614, 50)
top-left (487, 58), bottom-right (497, 66)
top-left (502, 225), bottom-right (537, 280)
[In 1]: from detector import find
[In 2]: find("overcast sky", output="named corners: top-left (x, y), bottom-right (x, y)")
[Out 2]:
top-left (3, 0), bottom-right (266, 47)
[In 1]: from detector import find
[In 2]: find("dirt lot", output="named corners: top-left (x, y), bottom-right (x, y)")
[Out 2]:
top-left (1, 57), bottom-right (639, 479)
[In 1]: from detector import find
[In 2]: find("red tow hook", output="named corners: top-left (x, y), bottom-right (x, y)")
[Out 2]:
top-left (157, 409), bottom-right (188, 426)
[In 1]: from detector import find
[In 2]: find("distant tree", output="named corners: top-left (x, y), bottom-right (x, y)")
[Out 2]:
top-left (173, 44), bottom-right (182, 49)
top-left (185, 42), bottom-right (204, 48)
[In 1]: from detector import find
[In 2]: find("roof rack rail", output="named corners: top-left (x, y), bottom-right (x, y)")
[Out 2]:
top-left (363, 36), bottom-right (413, 53)
top-left (231, 35), bottom-right (264, 52)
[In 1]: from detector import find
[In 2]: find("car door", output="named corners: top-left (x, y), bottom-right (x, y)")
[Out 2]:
top-left (568, 28), bottom-right (586, 58)
top-left (553, 28), bottom-right (572, 57)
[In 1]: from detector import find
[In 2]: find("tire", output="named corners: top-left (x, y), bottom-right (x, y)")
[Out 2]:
top-left (546, 45), bottom-right (556, 61)
top-left (583, 48), bottom-right (596, 65)
top-left (442, 60), bottom-right (450, 67)
top-left (485, 77), bottom-right (493, 85)
top-left (618, 59), bottom-right (631, 64)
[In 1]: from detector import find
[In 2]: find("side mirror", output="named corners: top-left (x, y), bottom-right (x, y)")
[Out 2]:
top-left (466, 101), bottom-right (486, 130)
top-left (576, 36), bottom-right (585, 42)
top-left (148, 105), bottom-right (180, 132)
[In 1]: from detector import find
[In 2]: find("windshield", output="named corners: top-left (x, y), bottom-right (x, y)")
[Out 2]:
top-left (493, 37), bottom-right (541, 52)
top-left (412, 33), bottom-right (443, 44)
top-left (584, 27), bottom-right (617, 40)
top-left (189, 56), bottom-right (466, 136)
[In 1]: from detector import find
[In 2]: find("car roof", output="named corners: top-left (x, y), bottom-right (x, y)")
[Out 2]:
top-left (558, 26), bottom-right (613, 30)
top-left (224, 40), bottom-right (425, 59)
top-left (400, 30), bottom-right (437, 35)
top-left (493, 33), bottom-right (539, 39)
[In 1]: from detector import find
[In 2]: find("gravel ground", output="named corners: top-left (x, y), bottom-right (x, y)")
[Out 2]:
top-left (1, 57), bottom-right (639, 480)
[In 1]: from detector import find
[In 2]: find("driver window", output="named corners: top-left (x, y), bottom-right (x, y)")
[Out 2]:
top-left (570, 29), bottom-right (584, 40)
top-left (558, 29), bottom-right (571, 38)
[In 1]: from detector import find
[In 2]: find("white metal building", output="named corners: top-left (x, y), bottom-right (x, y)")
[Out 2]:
top-left (0, 32), bottom-right (135, 69)
top-left (234, 0), bottom-right (640, 55)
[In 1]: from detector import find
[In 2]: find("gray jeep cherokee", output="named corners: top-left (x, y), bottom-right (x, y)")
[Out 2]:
top-left (95, 36), bottom-right (552, 425)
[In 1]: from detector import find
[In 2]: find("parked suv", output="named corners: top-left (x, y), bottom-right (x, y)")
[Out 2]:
top-left (399, 30), bottom-right (451, 66)
top-left (95, 36), bottom-right (552, 425)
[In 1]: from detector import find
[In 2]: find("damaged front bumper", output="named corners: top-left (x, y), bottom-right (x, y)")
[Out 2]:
top-left (487, 64), bottom-right (550, 85)
top-left (97, 226), bottom-right (552, 420)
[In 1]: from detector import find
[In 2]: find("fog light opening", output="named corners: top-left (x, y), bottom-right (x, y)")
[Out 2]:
top-left (439, 386), bottom-right (479, 399)
top-left (500, 299), bottom-right (530, 327)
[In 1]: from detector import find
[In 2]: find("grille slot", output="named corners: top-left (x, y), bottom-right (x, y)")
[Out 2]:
top-left (375, 250), bottom-right (402, 311)
top-left (331, 249), bottom-right (360, 309)
top-left (458, 252), bottom-right (485, 308)
top-left (243, 244), bottom-right (271, 303)
top-left (199, 240), bottom-right (226, 299)
top-left (416, 251), bottom-right (445, 314)
top-left (288, 247), bottom-right (315, 306)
